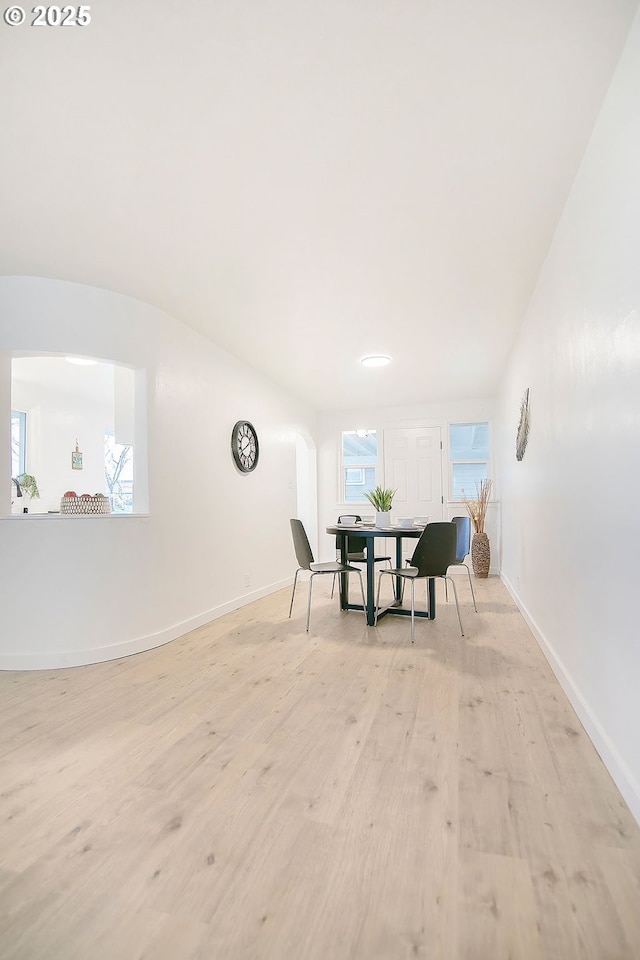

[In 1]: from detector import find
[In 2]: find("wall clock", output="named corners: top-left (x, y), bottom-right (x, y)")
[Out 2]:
top-left (516, 388), bottom-right (530, 461)
top-left (231, 420), bottom-right (259, 473)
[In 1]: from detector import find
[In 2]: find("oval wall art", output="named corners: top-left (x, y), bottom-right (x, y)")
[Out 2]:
top-left (516, 387), bottom-right (530, 461)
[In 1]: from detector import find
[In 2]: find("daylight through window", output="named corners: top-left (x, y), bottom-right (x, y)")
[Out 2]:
top-left (449, 421), bottom-right (489, 500)
top-left (11, 410), bottom-right (26, 478)
top-left (104, 432), bottom-right (134, 514)
top-left (341, 430), bottom-right (377, 502)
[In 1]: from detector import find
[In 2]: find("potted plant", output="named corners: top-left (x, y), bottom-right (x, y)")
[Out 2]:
top-left (461, 479), bottom-right (492, 578)
top-left (12, 473), bottom-right (40, 513)
top-left (363, 485), bottom-right (396, 527)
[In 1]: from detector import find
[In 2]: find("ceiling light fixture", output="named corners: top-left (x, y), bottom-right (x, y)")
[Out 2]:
top-left (360, 354), bottom-right (391, 368)
top-left (65, 356), bottom-right (98, 366)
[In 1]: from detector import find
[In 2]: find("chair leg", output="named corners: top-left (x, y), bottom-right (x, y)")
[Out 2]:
top-left (330, 572), bottom-right (337, 599)
top-left (375, 571), bottom-right (385, 625)
top-left (410, 580), bottom-right (415, 643)
top-left (464, 562), bottom-right (477, 612)
top-left (306, 573), bottom-right (315, 633)
top-left (289, 568), bottom-right (301, 618)
top-left (444, 576), bottom-right (464, 636)
top-left (400, 559), bottom-right (412, 602)
top-left (355, 570), bottom-right (367, 624)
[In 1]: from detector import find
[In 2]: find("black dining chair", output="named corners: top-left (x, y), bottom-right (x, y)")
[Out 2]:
top-left (445, 516), bottom-right (477, 612)
top-left (331, 514), bottom-right (392, 597)
top-left (375, 521), bottom-right (464, 642)
top-left (289, 519), bottom-right (367, 632)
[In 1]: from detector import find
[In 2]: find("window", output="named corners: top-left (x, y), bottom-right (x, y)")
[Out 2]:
top-left (449, 421), bottom-right (489, 500)
top-left (341, 430), bottom-right (377, 502)
top-left (104, 432), bottom-right (134, 514)
top-left (11, 410), bottom-right (26, 477)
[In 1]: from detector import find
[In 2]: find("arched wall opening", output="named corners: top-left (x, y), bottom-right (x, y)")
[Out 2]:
top-left (9, 354), bottom-right (148, 516)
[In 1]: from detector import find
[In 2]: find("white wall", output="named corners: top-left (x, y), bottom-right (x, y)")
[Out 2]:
top-left (317, 399), bottom-right (497, 565)
top-left (496, 9), bottom-right (640, 822)
top-left (0, 277), bottom-right (315, 668)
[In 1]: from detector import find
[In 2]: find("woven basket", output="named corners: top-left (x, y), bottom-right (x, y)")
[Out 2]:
top-left (60, 496), bottom-right (111, 515)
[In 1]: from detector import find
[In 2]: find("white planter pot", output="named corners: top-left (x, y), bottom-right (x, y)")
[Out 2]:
top-left (376, 511), bottom-right (391, 527)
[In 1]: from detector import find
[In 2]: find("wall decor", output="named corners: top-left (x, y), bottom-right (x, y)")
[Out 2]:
top-left (516, 388), bottom-right (530, 461)
top-left (231, 420), bottom-right (259, 473)
top-left (71, 439), bottom-right (83, 470)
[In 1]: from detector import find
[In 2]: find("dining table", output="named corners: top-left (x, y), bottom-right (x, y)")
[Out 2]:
top-left (325, 521), bottom-right (436, 627)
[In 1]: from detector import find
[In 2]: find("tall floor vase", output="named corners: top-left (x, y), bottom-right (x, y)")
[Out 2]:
top-left (471, 532), bottom-right (490, 578)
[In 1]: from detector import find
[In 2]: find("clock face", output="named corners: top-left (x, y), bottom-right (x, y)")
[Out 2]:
top-left (231, 420), bottom-right (259, 473)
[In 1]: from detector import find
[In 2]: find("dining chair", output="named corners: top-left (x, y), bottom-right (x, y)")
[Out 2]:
top-left (331, 514), bottom-right (392, 597)
top-left (444, 516), bottom-right (477, 612)
top-left (289, 519), bottom-right (367, 632)
top-left (375, 521), bottom-right (464, 642)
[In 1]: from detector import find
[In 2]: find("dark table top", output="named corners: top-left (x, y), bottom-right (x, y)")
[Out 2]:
top-left (326, 523), bottom-right (425, 537)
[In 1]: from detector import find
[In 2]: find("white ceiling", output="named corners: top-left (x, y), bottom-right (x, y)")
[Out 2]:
top-left (1, 1), bottom-right (637, 410)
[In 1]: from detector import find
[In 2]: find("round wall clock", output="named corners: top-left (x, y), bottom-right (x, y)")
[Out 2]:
top-left (231, 420), bottom-right (259, 473)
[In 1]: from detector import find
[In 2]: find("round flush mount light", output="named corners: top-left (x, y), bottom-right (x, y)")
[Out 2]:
top-left (360, 354), bottom-right (391, 368)
top-left (65, 356), bottom-right (98, 366)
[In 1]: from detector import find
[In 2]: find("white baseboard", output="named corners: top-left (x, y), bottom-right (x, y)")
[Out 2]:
top-left (0, 577), bottom-right (293, 672)
top-left (501, 572), bottom-right (640, 826)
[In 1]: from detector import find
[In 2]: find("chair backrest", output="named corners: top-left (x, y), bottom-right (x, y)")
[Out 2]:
top-left (409, 522), bottom-right (457, 577)
top-left (451, 515), bottom-right (471, 562)
top-left (290, 518), bottom-right (314, 570)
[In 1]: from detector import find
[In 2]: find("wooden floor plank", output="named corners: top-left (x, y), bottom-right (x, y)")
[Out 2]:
top-left (0, 576), bottom-right (639, 959)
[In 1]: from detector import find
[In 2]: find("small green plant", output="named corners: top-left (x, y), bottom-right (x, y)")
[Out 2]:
top-left (363, 485), bottom-right (396, 512)
top-left (13, 473), bottom-right (40, 499)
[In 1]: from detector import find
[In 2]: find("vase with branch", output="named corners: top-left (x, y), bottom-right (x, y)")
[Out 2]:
top-left (363, 485), bottom-right (396, 527)
top-left (462, 479), bottom-right (492, 578)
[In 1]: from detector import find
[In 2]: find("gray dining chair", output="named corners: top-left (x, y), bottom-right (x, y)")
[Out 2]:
top-left (444, 516), bottom-right (477, 612)
top-left (375, 521), bottom-right (464, 642)
top-left (289, 519), bottom-right (367, 632)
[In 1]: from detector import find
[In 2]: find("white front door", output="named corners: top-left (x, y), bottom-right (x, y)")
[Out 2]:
top-left (383, 426), bottom-right (444, 522)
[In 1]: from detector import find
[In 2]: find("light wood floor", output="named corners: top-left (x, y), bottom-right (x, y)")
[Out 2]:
top-left (1, 575), bottom-right (639, 960)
